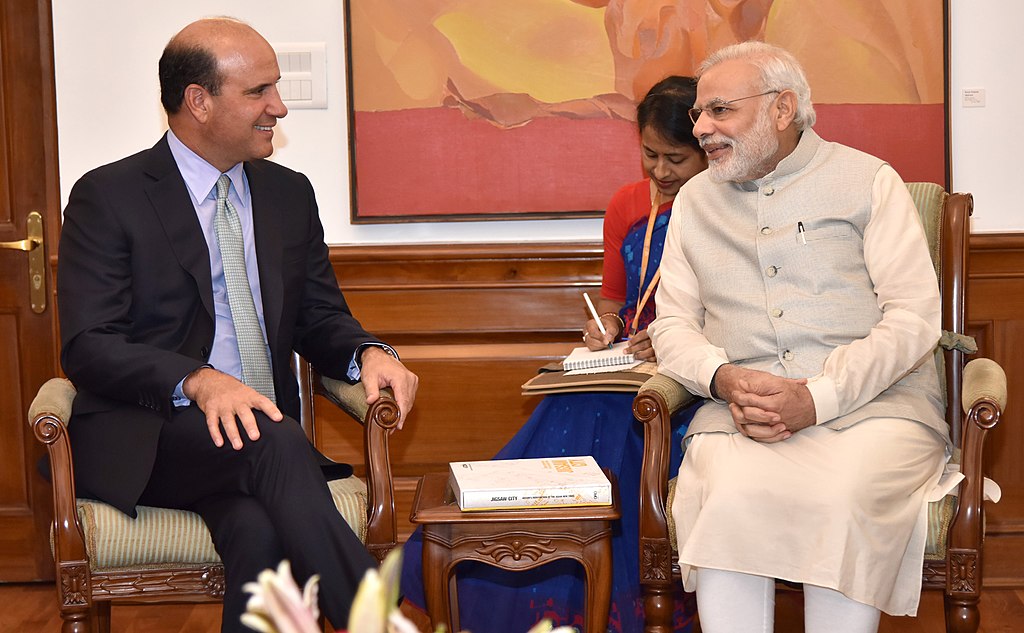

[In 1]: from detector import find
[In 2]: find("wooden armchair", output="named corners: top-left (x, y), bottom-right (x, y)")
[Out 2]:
top-left (29, 353), bottom-right (400, 633)
top-left (632, 183), bottom-right (1007, 633)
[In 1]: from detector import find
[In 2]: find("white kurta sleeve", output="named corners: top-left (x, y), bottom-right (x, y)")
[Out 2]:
top-left (647, 195), bottom-right (730, 400)
top-left (805, 165), bottom-right (942, 424)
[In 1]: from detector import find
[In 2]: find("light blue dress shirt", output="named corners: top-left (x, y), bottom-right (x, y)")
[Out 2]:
top-left (167, 131), bottom-right (383, 405)
top-left (168, 130), bottom-right (266, 382)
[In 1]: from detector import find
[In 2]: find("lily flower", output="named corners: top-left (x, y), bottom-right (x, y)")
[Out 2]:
top-left (240, 560), bottom-right (321, 633)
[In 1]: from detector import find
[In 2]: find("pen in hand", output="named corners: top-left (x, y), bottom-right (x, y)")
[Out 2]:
top-left (583, 292), bottom-right (613, 349)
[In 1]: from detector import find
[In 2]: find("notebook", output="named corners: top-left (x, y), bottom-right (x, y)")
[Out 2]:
top-left (521, 361), bottom-right (657, 395)
top-left (562, 341), bottom-right (641, 373)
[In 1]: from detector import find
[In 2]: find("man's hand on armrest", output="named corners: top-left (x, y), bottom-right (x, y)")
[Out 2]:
top-left (357, 346), bottom-right (419, 430)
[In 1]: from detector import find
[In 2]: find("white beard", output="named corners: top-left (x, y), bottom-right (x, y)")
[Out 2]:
top-left (705, 107), bottom-right (780, 183)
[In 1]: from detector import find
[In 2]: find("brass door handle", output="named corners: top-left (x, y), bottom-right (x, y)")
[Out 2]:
top-left (2, 211), bottom-right (46, 313)
top-left (0, 237), bottom-right (40, 251)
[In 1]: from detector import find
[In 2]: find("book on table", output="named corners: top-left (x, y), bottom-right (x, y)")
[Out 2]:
top-left (448, 455), bottom-right (612, 511)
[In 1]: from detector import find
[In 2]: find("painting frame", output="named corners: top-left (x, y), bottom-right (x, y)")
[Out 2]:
top-left (344, 0), bottom-right (950, 224)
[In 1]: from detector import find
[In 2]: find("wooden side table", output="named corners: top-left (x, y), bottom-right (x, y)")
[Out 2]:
top-left (410, 471), bottom-right (621, 633)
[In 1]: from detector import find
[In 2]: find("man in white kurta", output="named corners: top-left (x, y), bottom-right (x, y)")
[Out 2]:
top-left (648, 42), bottom-right (949, 633)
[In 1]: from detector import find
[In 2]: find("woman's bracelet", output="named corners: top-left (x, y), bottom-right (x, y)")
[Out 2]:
top-left (600, 312), bottom-right (626, 338)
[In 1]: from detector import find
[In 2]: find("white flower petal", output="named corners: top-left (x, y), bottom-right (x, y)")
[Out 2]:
top-left (347, 568), bottom-right (388, 632)
top-left (386, 609), bottom-right (421, 633)
top-left (525, 620), bottom-right (553, 633)
top-left (378, 549), bottom-right (403, 608)
top-left (240, 560), bottom-right (321, 633)
top-left (239, 613), bottom-right (277, 633)
top-left (301, 573), bottom-right (321, 620)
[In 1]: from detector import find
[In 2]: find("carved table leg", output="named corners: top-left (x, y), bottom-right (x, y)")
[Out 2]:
top-left (422, 529), bottom-right (455, 633)
top-left (447, 564), bottom-right (462, 633)
top-left (582, 531), bottom-right (613, 633)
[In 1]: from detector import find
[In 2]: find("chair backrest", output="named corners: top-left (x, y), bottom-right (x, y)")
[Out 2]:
top-left (905, 182), bottom-right (974, 446)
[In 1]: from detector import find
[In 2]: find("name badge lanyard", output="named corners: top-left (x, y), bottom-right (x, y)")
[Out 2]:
top-left (633, 181), bottom-right (664, 337)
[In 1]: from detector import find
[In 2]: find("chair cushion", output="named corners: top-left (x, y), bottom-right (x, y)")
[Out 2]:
top-left (664, 477), bottom-right (956, 563)
top-left (923, 493), bottom-right (957, 561)
top-left (56, 476), bottom-right (368, 570)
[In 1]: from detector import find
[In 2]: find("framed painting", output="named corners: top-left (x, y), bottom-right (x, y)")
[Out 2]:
top-left (345, 0), bottom-right (949, 223)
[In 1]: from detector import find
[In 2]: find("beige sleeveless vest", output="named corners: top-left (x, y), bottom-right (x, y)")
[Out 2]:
top-left (678, 130), bottom-right (947, 441)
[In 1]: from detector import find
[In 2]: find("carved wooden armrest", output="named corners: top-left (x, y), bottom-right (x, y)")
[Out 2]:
top-left (633, 372), bottom-right (698, 586)
top-left (28, 378), bottom-right (88, 565)
top-left (636, 372), bottom-right (697, 416)
top-left (948, 358), bottom-right (1005, 583)
top-left (961, 358), bottom-right (1007, 413)
top-left (317, 376), bottom-right (401, 562)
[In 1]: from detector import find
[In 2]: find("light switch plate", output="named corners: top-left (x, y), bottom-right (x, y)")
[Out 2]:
top-left (273, 42), bottom-right (327, 109)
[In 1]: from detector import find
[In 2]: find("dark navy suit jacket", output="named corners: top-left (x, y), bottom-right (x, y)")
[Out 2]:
top-left (57, 135), bottom-right (376, 514)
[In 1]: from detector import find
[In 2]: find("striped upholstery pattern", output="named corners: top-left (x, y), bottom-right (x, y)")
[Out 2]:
top-left (924, 494), bottom-right (957, 560)
top-left (77, 503), bottom-right (220, 569)
top-left (62, 476), bottom-right (368, 570)
top-left (328, 475), bottom-right (370, 543)
top-left (905, 182), bottom-right (945, 283)
top-left (664, 477), bottom-right (958, 562)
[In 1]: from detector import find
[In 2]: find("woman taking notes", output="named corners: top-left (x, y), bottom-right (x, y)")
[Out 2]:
top-left (401, 76), bottom-right (707, 633)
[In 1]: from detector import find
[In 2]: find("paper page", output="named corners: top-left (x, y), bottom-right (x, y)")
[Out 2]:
top-left (565, 360), bottom-right (643, 375)
top-left (563, 341), bottom-right (636, 372)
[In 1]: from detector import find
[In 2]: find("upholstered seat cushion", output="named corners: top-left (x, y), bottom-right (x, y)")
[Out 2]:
top-left (56, 476), bottom-right (367, 570)
top-left (664, 477), bottom-right (957, 563)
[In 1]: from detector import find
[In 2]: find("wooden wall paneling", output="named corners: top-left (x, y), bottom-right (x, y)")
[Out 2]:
top-left (968, 234), bottom-right (1024, 586)
top-left (318, 243), bottom-right (603, 543)
top-left (316, 346), bottom-right (570, 472)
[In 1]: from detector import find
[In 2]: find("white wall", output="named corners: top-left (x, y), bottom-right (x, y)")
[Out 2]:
top-left (949, 0), bottom-right (1024, 233)
top-left (52, 0), bottom-right (1021, 242)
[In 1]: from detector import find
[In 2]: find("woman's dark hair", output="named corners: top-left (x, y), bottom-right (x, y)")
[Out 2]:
top-left (636, 76), bottom-right (700, 151)
top-left (158, 44), bottom-right (222, 115)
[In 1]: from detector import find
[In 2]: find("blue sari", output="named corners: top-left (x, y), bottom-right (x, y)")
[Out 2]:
top-left (399, 205), bottom-right (697, 632)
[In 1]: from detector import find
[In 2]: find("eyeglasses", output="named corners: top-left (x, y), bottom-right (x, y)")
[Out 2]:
top-left (688, 90), bottom-right (780, 125)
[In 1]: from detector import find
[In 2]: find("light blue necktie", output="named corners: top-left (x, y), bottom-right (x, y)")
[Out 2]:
top-left (214, 174), bottom-right (276, 402)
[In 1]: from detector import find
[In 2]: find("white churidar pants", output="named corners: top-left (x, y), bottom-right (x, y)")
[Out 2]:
top-left (673, 417), bottom-right (945, 617)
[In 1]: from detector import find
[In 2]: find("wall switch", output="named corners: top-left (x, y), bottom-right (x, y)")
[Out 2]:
top-left (273, 42), bottom-right (327, 109)
top-left (962, 88), bottom-right (986, 108)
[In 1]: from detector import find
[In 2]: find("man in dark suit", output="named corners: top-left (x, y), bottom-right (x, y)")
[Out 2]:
top-left (56, 17), bottom-right (418, 632)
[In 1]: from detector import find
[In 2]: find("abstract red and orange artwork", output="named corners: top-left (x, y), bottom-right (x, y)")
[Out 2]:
top-left (346, 0), bottom-right (946, 222)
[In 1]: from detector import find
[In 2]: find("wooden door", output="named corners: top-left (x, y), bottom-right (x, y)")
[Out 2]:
top-left (0, 0), bottom-right (61, 581)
